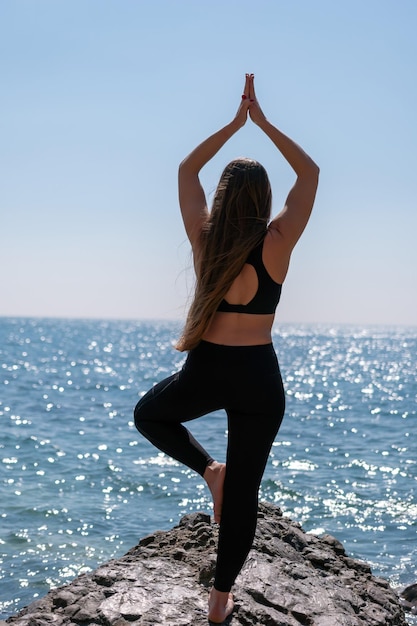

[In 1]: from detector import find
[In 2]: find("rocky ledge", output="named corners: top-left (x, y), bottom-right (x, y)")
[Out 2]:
top-left (4, 502), bottom-right (409, 626)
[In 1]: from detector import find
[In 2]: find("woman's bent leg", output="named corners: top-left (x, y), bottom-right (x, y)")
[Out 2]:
top-left (134, 344), bottom-right (227, 478)
top-left (134, 372), bottom-right (217, 476)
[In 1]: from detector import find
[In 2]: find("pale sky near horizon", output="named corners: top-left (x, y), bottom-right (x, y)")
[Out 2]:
top-left (1, 0), bottom-right (416, 327)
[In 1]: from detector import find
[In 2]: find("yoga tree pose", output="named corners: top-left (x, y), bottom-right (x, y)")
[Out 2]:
top-left (134, 74), bottom-right (319, 623)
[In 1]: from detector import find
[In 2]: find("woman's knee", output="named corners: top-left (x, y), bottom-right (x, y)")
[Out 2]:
top-left (133, 396), bottom-right (149, 432)
top-left (133, 388), bottom-right (164, 435)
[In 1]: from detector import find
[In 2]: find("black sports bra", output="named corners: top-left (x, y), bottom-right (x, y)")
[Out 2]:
top-left (216, 241), bottom-right (282, 315)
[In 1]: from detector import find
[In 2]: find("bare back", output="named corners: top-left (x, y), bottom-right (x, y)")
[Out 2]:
top-left (202, 228), bottom-right (291, 346)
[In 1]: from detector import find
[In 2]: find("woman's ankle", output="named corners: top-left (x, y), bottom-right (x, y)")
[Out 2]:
top-left (208, 587), bottom-right (234, 622)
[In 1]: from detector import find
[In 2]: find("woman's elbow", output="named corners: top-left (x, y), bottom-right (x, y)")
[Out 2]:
top-left (178, 156), bottom-right (194, 174)
top-left (310, 160), bottom-right (320, 178)
top-left (308, 162), bottom-right (320, 188)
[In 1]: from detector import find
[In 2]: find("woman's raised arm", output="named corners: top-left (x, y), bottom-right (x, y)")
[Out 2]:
top-left (178, 75), bottom-right (251, 250)
top-left (248, 75), bottom-right (319, 251)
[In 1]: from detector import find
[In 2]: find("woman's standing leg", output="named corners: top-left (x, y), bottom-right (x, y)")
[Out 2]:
top-left (214, 403), bottom-right (284, 591)
top-left (212, 345), bottom-right (286, 593)
top-left (208, 392), bottom-right (284, 623)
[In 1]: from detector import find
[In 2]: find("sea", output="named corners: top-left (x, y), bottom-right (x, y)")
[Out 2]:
top-left (1, 317), bottom-right (416, 622)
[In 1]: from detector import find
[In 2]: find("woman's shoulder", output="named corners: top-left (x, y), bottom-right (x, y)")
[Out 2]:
top-left (262, 227), bottom-right (291, 284)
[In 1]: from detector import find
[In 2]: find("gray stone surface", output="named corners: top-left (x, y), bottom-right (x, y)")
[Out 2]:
top-left (400, 583), bottom-right (417, 615)
top-left (5, 502), bottom-right (408, 625)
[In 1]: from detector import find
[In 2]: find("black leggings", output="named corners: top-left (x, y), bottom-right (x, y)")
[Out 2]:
top-left (134, 340), bottom-right (285, 592)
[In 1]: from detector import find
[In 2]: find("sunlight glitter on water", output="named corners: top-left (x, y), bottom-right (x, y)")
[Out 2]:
top-left (1, 319), bottom-right (416, 620)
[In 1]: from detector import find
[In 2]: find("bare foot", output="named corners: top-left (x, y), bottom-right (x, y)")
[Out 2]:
top-left (208, 587), bottom-right (234, 623)
top-left (203, 461), bottom-right (226, 523)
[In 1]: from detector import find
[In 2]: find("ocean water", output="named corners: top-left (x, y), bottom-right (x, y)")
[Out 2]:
top-left (1, 317), bottom-right (416, 621)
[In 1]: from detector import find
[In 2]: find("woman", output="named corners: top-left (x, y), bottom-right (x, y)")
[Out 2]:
top-left (134, 74), bottom-right (319, 623)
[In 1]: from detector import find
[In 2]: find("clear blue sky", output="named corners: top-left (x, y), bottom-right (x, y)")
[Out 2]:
top-left (1, 0), bottom-right (416, 326)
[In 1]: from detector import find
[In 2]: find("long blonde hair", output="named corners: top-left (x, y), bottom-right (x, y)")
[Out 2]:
top-left (176, 158), bottom-right (272, 352)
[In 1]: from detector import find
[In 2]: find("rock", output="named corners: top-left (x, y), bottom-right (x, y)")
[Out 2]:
top-left (400, 582), bottom-right (417, 615)
top-left (4, 502), bottom-right (408, 625)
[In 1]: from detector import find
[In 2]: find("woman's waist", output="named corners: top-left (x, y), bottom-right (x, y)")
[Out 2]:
top-left (186, 337), bottom-right (279, 378)
top-left (202, 311), bottom-right (274, 346)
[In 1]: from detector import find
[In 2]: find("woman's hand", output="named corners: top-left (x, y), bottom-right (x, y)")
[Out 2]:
top-left (233, 73), bottom-right (251, 128)
top-left (248, 74), bottom-right (267, 126)
top-left (233, 73), bottom-right (266, 128)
